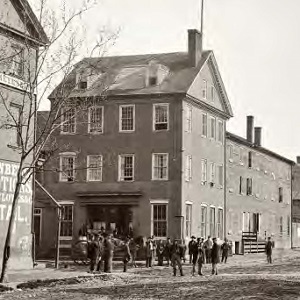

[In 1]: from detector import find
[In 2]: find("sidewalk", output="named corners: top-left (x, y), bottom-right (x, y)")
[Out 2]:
top-left (4, 249), bottom-right (300, 288)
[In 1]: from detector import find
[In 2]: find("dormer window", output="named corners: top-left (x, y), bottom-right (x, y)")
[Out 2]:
top-left (146, 60), bottom-right (169, 87)
top-left (78, 80), bottom-right (87, 90)
top-left (149, 76), bottom-right (157, 86)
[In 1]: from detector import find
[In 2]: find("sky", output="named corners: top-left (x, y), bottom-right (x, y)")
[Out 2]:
top-left (31, 0), bottom-right (300, 160)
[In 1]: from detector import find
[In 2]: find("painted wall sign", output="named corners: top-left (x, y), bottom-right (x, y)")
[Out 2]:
top-left (0, 160), bottom-right (33, 269)
top-left (0, 72), bottom-right (31, 92)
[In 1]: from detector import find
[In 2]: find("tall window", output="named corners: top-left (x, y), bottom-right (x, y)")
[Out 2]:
top-left (10, 103), bottom-right (22, 147)
top-left (202, 79), bottom-right (207, 99)
top-left (60, 205), bottom-right (73, 237)
top-left (87, 155), bottom-right (103, 181)
top-left (186, 204), bottom-right (192, 237)
top-left (279, 216), bottom-right (283, 236)
top-left (10, 47), bottom-right (24, 77)
top-left (185, 155), bottom-right (192, 181)
top-left (210, 117), bottom-right (216, 139)
top-left (61, 107), bottom-right (76, 134)
top-left (246, 178), bottom-right (253, 195)
top-left (202, 113), bottom-right (207, 137)
top-left (152, 204), bottom-right (167, 237)
top-left (152, 153), bottom-right (168, 180)
top-left (217, 165), bottom-right (223, 187)
top-left (201, 159), bottom-right (207, 183)
top-left (287, 216), bottom-right (290, 236)
top-left (279, 187), bottom-right (283, 203)
top-left (210, 207), bottom-right (215, 237)
top-left (200, 206), bottom-right (207, 238)
top-left (248, 151), bottom-right (252, 168)
top-left (60, 155), bottom-right (76, 182)
top-left (239, 176), bottom-right (244, 194)
top-left (88, 106), bottom-right (103, 133)
top-left (119, 155), bottom-right (134, 181)
top-left (209, 162), bottom-right (215, 184)
top-left (186, 105), bottom-right (192, 132)
top-left (217, 120), bottom-right (223, 143)
top-left (217, 209), bottom-right (223, 239)
top-left (119, 105), bottom-right (135, 132)
top-left (153, 103), bottom-right (169, 131)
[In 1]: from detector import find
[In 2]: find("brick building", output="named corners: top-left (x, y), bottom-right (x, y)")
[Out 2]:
top-left (292, 158), bottom-right (300, 248)
top-left (35, 29), bottom-right (234, 257)
top-left (226, 116), bottom-right (293, 254)
top-left (0, 0), bottom-right (48, 268)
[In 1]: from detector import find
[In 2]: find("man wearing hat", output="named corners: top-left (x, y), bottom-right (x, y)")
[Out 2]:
top-left (211, 237), bottom-right (220, 275)
top-left (188, 236), bottom-right (197, 264)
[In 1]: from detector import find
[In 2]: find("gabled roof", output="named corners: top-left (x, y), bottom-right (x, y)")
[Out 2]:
top-left (7, 0), bottom-right (48, 45)
top-left (226, 131), bottom-right (294, 165)
top-left (49, 50), bottom-right (212, 99)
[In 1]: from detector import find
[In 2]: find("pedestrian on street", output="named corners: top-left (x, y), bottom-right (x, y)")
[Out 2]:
top-left (88, 234), bottom-right (100, 273)
top-left (190, 237), bottom-right (198, 276)
top-left (221, 238), bottom-right (230, 263)
top-left (123, 238), bottom-right (131, 272)
top-left (197, 238), bottom-right (205, 276)
top-left (96, 236), bottom-right (104, 272)
top-left (211, 238), bottom-right (220, 275)
top-left (204, 236), bottom-right (213, 264)
top-left (265, 237), bottom-right (273, 264)
top-left (151, 236), bottom-right (157, 265)
top-left (129, 237), bottom-right (139, 268)
top-left (145, 237), bottom-right (153, 267)
top-left (164, 237), bottom-right (173, 266)
top-left (103, 234), bottom-right (114, 273)
top-left (156, 240), bottom-right (165, 266)
top-left (171, 239), bottom-right (184, 276)
top-left (188, 236), bottom-right (196, 264)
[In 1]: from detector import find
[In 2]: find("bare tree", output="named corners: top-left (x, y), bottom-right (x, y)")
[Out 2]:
top-left (0, 0), bottom-right (118, 282)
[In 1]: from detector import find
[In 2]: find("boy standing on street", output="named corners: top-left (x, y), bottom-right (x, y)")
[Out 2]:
top-left (265, 237), bottom-right (273, 264)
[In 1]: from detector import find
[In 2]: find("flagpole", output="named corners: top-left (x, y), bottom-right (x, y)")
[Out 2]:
top-left (200, 0), bottom-right (204, 35)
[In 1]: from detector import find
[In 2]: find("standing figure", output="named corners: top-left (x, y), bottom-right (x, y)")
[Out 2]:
top-left (123, 238), bottom-right (131, 272)
top-left (88, 234), bottom-right (100, 272)
top-left (171, 239), bottom-right (184, 276)
top-left (145, 237), bottom-right (153, 267)
top-left (265, 237), bottom-right (273, 264)
top-left (151, 236), bottom-right (157, 265)
top-left (211, 238), bottom-right (220, 275)
top-left (164, 237), bottom-right (173, 266)
top-left (129, 237), bottom-right (139, 268)
top-left (197, 238), bottom-right (205, 276)
top-left (156, 240), bottom-right (165, 266)
top-left (190, 238), bottom-right (199, 276)
top-left (221, 238), bottom-right (230, 263)
top-left (103, 234), bottom-right (114, 273)
top-left (188, 236), bottom-right (196, 264)
top-left (204, 236), bottom-right (213, 263)
top-left (96, 236), bottom-right (104, 272)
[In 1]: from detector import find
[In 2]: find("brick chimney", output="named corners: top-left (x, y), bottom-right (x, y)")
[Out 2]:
top-left (246, 116), bottom-right (254, 143)
top-left (254, 127), bottom-right (262, 147)
top-left (188, 29), bottom-right (203, 67)
top-left (297, 156), bottom-right (300, 164)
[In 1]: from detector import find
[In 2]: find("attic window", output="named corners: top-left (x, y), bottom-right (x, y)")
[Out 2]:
top-left (78, 81), bottom-right (87, 90)
top-left (149, 76), bottom-right (157, 86)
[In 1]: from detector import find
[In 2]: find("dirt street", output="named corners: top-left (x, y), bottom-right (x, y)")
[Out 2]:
top-left (2, 253), bottom-right (300, 300)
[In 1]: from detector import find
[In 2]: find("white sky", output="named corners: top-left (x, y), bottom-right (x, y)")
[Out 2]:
top-left (31, 0), bottom-right (300, 160)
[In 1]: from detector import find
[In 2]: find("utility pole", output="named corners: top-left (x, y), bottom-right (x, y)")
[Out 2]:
top-left (200, 0), bottom-right (204, 35)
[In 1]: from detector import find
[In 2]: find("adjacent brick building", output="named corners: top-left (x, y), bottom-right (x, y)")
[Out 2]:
top-left (226, 117), bottom-right (293, 253)
top-left (0, 0), bottom-right (48, 269)
top-left (35, 29), bottom-right (234, 257)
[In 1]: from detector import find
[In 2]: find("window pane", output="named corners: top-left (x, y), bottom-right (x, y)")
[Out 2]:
top-left (121, 106), bottom-right (134, 131)
top-left (154, 105), bottom-right (168, 130)
top-left (89, 106), bottom-right (103, 133)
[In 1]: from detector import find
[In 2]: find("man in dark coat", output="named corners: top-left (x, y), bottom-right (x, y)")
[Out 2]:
top-left (129, 237), bottom-right (139, 268)
top-left (190, 237), bottom-right (199, 276)
top-left (171, 239), bottom-right (184, 276)
top-left (145, 237), bottom-right (153, 267)
top-left (96, 236), bottom-right (104, 272)
top-left (88, 234), bottom-right (100, 272)
top-left (103, 234), bottom-right (114, 273)
top-left (123, 238), bottom-right (131, 272)
top-left (156, 240), bottom-right (165, 266)
top-left (204, 236), bottom-right (213, 264)
top-left (265, 237), bottom-right (273, 264)
top-left (221, 238), bottom-right (230, 263)
top-left (211, 238), bottom-right (220, 275)
top-left (164, 237), bottom-right (173, 266)
top-left (197, 238), bottom-right (205, 276)
top-left (188, 236), bottom-right (196, 264)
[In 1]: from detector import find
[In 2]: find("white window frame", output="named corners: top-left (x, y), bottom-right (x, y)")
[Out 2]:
top-left (210, 116), bottom-right (216, 140)
top-left (217, 208), bottom-right (223, 239)
top-left (152, 153), bottom-right (169, 181)
top-left (153, 103), bottom-right (169, 131)
top-left (209, 162), bottom-right (215, 184)
top-left (185, 204), bottom-right (192, 238)
top-left (119, 104), bottom-right (135, 132)
top-left (185, 105), bottom-right (192, 133)
top-left (202, 79), bottom-right (207, 99)
top-left (59, 203), bottom-right (74, 239)
top-left (60, 107), bottom-right (76, 134)
top-left (201, 113), bottom-right (207, 137)
top-left (217, 120), bottom-right (223, 144)
top-left (150, 200), bottom-right (168, 239)
top-left (118, 154), bottom-right (135, 182)
top-left (200, 204), bottom-right (207, 238)
top-left (201, 159), bottom-right (207, 184)
top-left (59, 153), bottom-right (76, 182)
top-left (88, 106), bottom-right (104, 134)
top-left (209, 206), bottom-right (216, 237)
top-left (185, 155), bottom-right (192, 182)
top-left (87, 155), bottom-right (103, 181)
